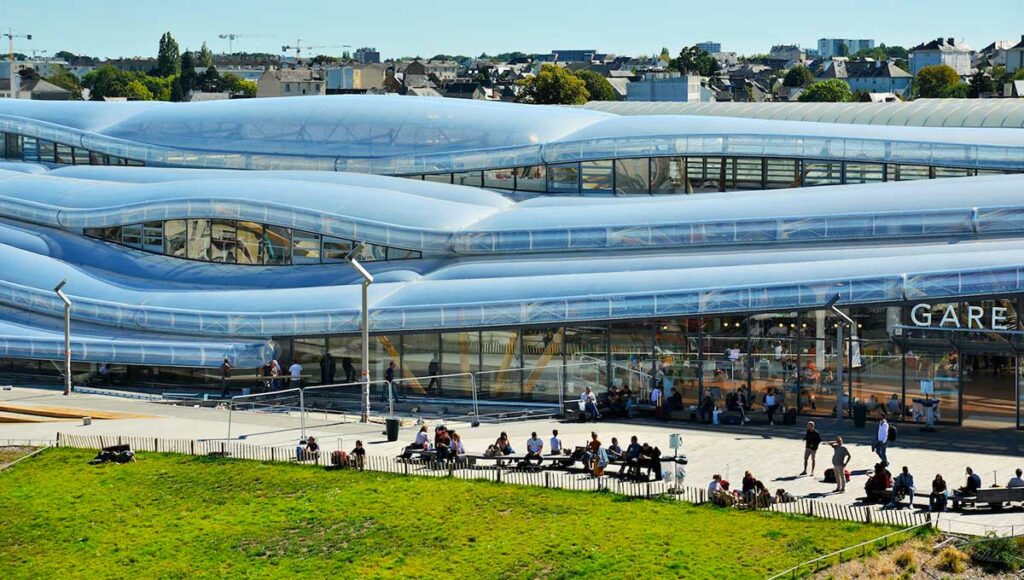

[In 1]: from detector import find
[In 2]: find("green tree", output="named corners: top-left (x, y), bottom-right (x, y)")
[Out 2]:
top-left (914, 64), bottom-right (960, 98)
top-left (172, 50), bottom-right (198, 101)
top-left (669, 46), bottom-right (720, 77)
top-left (81, 65), bottom-right (133, 100)
top-left (142, 75), bottom-right (174, 101)
top-left (783, 65), bottom-right (815, 87)
top-left (516, 64), bottom-right (589, 104)
top-left (941, 81), bottom-right (970, 98)
top-left (659, 46), bottom-right (671, 64)
top-left (197, 42), bottom-right (214, 68)
top-left (798, 79), bottom-right (853, 102)
top-left (157, 32), bottom-right (181, 77)
top-left (54, 50), bottom-right (77, 61)
top-left (968, 71), bottom-right (994, 97)
top-left (220, 72), bottom-right (257, 97)
top-left (837, 42), bottom-right (849, 57)
top-left (199, 65), bottom-right (221, 92)
top-left (45, 64), bottom-right (84, 100)
top-left (573, 69), bottom-right (617, 101)
top-left (124, 79), bottom-right (154, 100)
top-left (1012, 68), bottom-right (1024, 81)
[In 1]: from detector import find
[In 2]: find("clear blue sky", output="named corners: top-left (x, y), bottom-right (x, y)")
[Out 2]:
top-left (5, 0), bottom-right (1023, 60)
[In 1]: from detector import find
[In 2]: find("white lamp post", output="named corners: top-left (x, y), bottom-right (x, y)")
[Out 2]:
top-left (54, 278), bottom-right (71, 396)
top-left (343, 245), bottom-right (374, 423)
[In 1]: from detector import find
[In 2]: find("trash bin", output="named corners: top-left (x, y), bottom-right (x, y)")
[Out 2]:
top-left (385, 418), bottom-right (400, 442)
top-left (852, 402), bottom-right (867, 428)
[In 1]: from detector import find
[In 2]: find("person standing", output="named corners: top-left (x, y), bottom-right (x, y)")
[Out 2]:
top-left (549, 429), bottom-right (563, 455)
top-left (875, 416), bottom-right (890, 467)
top-left (270, 359), bottom-right (281, 390)
top-left (830, 436), bottom-right (851, 493)
top-left (220, 357), bottom-right (232, 398)
top-left (801, 421), bottom-right (821, 476)
top-left (427, 354), bottom-right (440, 392)
top-left (289, 360), bottom-right (303, 388)
top-left (764, 388), bottom-right (778, 426)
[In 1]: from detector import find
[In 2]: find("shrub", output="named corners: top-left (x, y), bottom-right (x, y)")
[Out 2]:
top-left (935, 546), bottom-right (968, 573)
top-left (969, 534), bottom-right (1024, 573)
top-left (893, 548), bottom-right (917, 572)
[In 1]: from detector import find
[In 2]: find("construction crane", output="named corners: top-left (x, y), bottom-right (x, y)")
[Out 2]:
top-left (217, 33), bottom-right (267, 54)
top-left (4, 28), bottom-right (32, 99)
top-left (281, 39), bottom-right (342, 64)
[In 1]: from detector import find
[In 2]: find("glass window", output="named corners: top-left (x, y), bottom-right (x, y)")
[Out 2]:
top-left (399, 333), bottom-right (440, 396)
top-left (37, 139), bottom-right (55, 163)
top-left (803, 161), bottom-right (842, 186)
top-left (896, 164), bottom-right (930, 181)
top-left (521, 328), bottom-right (563, 403)
top-left (235, 221), bottom-right (263, 265)
top-left (563, 326), bottom-right (608, 397)
top-left (85, 226), bottom-right (121, 243)
top-left (440, 331), bottom-right (479, 398)
top-left (423, 173), bottom-right (452, 184)
top-left (20, 136), bottom-right (37, 161)
top-left (263, 225), bottom-right (291, 265)
top-left (386, 247), bottom-right (421, 260)
top-left (107, 156), bottom-right (127, 166)
top-left (164, 220), bottom-right (187, 257)
top-left (651, 157), bottom-right (688, 194)
top-left (5, 134), bottom-right (22, 160)
top-left (547, 163), bottom-right (579, 193)
top-left (765, 158), bottom-right (800, 189)
top-left (322, 236), bottom-right (353, 262)
top-left (209, 220), bottom-right (237, 263)
top-left (291, 230), bottom-right (321, 264)
top-left (844, 162), bottom-right (884, 184)
top-left (514, 166), bottom-right (546, 192)
top-left (142, 222), bottom-right (163, 253)
top-left (355, 242), bottom-right (387, 262)
top-left (610, 322), bottom-right (654, 394)
top-left (121, 224), bottom-right (143, 249)
top-left (72, 147), bottom-right (90, 165)
top-left (89, 152), bottom-right (105, 165)
top-left (724, 158), bottom-right (764, 190)
top-left (480, 329), bottom-right (523, 401)
top-left (292, 337), bottom-right (325, 386)
top-left (614, 158), bottom-right (650, 194)
top-left (483, 168), bottom-right (515, 190)
top-left (580, 160), bottom-right (613, 193)
top-left (186, 219), bottom-right (211, 260)
top-left (55, 143), bottom-right (73, 164)
top-left (125, 159), bottom-right (144, 167)
top-left (452, 171), bottom-right (482, 187)
top-left (934, 167), bottom-right (972, 179)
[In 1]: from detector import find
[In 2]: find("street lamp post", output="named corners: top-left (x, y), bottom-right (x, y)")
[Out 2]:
top-left (828, 294), bottom-right (855, 420)
top-left (54, 279), bottom-right (71, 396)
top-left (343, 245), bottom-right (374, 423)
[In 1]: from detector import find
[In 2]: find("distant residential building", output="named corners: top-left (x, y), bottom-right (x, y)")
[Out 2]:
top-left (975, 40), bottom-right (1016, 69)
top-left (696, 41), bottom-right (721, 53)
top-left (0, 59), bottom-right (69, 79)
top-left (255, 67), bottom-right (326, 98)
top-left (354, 47), bottom-right (381, 64)
top-left (816, 60), bottom-right (912, 97)
top-left (325, 67), bottom-right (355, 90)
top-left (1006, 35), bottom-right (1024, 74)
top-left (626, 72), bottom-right (713, 102)
top-left (215, 66), bottom-right (264, 82)
top-left (817, 38), bottom-right (875, 59)
top-left (766, 45), bottom-right (806, 70)
top-left (1005, 79), bottom-right (1024, 97)
top-left (425, 59), bottom-right (461, 82)
top-left (0, 77), bottom-right (72, 100)
top-left (552, 49), bottom-right (597, 62)
top-left (353, 64), bottom-right (387, 90)
top-left (104, 58), bottom-right (158, 73)
top-left (909, 37), bottom-right (973, 76)
top-left (712, 52), bottom-right (739, 68)
top-left (442, 81), bottom-right (487, 100)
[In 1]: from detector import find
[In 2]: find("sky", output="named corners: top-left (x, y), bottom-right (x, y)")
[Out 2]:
top-left (4, 0), bottom-right (1023, 60)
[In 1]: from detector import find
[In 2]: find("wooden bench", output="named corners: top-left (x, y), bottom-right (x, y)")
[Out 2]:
top-left (953, 486), bottom-right (1024, 510)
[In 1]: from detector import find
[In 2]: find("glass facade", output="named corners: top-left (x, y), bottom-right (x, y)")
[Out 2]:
top-left (0, 132), bottom-right (143, 166)
top-left (84, 219), bottom-right (421, 265)
top-left (412, 156), bottom-right (1013, 196)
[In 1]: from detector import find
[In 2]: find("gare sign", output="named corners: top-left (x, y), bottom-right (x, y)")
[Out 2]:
top-left (910, 303), bottom-right (1011, 330)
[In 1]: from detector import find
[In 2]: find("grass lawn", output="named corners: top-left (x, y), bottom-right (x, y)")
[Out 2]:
top-left (1, 448), bottom-right (897, 579)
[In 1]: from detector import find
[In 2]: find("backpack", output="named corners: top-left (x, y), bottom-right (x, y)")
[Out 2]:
top-left (887, 425), bottom-right (897, 442)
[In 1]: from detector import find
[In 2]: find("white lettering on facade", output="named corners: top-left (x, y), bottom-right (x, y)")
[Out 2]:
top-left (911, 303), bottom-right (1014, 331)
top-left (992, 307), bottom-right (1009, 330)
top-left (939, 305), bottom-right (961, 328)
top-left (910, 303), bottom-right (931, 326)
top-left (967, 305), bottom-right (984, 329)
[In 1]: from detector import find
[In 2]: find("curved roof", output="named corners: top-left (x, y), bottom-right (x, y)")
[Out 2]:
top-left (580, 100), bottom-right (1024, 129)
top-left (2, 97), bottom-right (1023, 174)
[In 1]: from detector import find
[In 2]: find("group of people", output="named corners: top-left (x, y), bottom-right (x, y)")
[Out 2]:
top-left (401, 426), bottom-right (666, 481)
top-left (707, 471), bottom-right (795, 507)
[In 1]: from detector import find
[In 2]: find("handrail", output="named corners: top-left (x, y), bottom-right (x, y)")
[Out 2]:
top-left (766, 522), bottom-right (930, 580)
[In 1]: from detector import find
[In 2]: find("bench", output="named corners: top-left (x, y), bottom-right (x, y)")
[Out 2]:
top-left (953, 486), bottom-right (1024, 510)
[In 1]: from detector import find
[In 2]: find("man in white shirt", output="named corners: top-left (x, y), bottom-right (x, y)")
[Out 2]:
top-left (549, 429), bottom-right (563, 455)
top-left (875, 417), bottom-right (890, 467)
top-left (708, 474), bottom-right (724, 494)
top-left (1007, 468), bottom-right (1024, 488)
top-left (525, 431), bottom-right (544, 465)
top-left (580, 386), bottom-right (600, 421)
top-left (289, 361), bottom-right (303, 388)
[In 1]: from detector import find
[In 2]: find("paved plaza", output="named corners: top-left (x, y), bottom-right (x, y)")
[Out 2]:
top-left (2, 385), bottom-right (1021, 535)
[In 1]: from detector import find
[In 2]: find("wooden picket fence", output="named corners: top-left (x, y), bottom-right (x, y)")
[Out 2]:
top-left (55, 432), bottom-right (930, 530)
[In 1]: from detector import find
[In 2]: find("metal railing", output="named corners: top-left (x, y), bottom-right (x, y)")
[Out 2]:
top-left (767, 522), bottom-right (931, 580)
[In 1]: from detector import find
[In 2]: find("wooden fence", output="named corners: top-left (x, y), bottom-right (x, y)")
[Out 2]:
top-left (55, 432), bottom-right (930, 529)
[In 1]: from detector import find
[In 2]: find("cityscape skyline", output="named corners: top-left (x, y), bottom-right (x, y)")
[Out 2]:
top-left (5, 0), bottom-right (1023, 60)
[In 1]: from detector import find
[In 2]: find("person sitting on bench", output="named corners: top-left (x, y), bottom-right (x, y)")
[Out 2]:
top-left (864, 463), bottom-right (892, 503)
top-left (495, 432), bottom-right (515, 455)
top-left (401, 425), bottom-right (431, 459)
top-left (667, 387), bottom-right (684, 413)
top-left (929, 474), bottom-right (948, 512)
top-left (620, 435), bottom-right (642, 475)
top-left (698, 393), bottom-right (714, 423)
top-left (434, 427), bottom-right (452, 462)
top-left (449, 432), bottom-right (465, 463)
top-left (955, 466), bottom-right (982, 498)
top-left (1007, 468), bottom-right (1024, 488)
top-left (525, 431), bottom-right (544, 466)
top-left (304, 436), bottom-right (320, 461)
top-left (580, 387), bottom-right (601, 421)
top-left (606, 437), bottom-right (623, 461)
top-left (581, 432), bottom-right (601, 471)
top-left (636, 443), bottom-right (662, 481)
top-left (887, 466), bottom-right (915, 508)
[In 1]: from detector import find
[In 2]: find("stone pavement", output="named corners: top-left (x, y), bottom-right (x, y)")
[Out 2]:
top-left (2, 386), bottom-right (1021, 535)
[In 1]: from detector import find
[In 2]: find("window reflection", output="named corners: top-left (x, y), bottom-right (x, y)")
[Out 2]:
top-left (263, 225), bottom-right (291, 265)
top-left (236, 221), bottom-right (263, 264)
top-left (164, 220), bottom-right (186, 257)
top-left (186, 219), bottom-right (211, 260)
top-left (209, 219), bottom-right (237, 263)
top-left (291, 230), bottom-right (321, 264)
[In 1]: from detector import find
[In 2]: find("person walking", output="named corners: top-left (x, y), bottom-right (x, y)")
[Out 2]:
top-left (801, 421), bottom-right (821, 476)
top-left (875, 416), bottom-right (890, 467)
top-left (220, 357), bottom-right (232, 398)
top-left (830, 436), bottom-right (851, 493)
